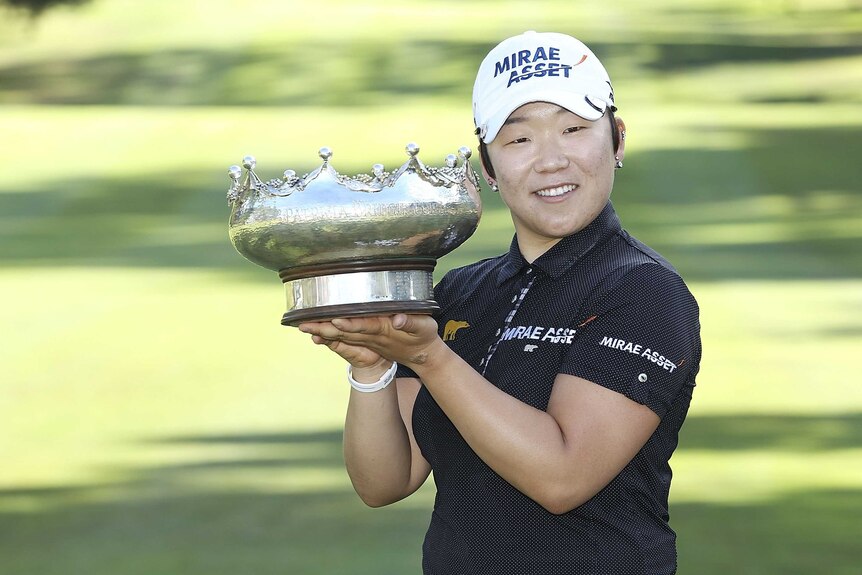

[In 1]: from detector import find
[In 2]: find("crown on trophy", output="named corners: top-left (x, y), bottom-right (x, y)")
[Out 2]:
top-left (227, 143), bottom-right (478, 205)
top-left (226, 143), bottom-right (482, 326)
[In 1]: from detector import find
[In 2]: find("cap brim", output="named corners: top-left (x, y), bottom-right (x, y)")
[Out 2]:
top-left (481, 90), bottom-right (607, 144)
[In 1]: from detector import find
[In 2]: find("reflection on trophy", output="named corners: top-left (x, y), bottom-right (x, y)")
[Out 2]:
top-left (227, 144), bottom-right (482, 326)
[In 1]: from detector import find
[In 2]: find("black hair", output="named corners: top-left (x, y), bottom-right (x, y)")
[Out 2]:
top-left (478, 107), bottom-right (621, 181)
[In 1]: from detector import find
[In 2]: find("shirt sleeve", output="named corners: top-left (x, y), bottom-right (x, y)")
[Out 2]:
top-left (560, 263), bottom-right (701, 418)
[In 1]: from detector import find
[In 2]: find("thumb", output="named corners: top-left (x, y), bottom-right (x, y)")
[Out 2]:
top-left (390, 313), bottom-right (413, 332)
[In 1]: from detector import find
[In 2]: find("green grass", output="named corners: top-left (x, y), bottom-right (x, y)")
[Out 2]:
top-left (1, 1), bottom-right (861, 573)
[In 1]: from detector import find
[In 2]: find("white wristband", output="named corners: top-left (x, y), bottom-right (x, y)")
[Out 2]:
top-left (347, 361), bottom-right (398, 393)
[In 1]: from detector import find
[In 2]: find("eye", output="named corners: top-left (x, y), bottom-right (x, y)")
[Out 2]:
top-left (563, 126), bottom-right (584, 134)
top-left (506, 137), bottom-right (530, 145)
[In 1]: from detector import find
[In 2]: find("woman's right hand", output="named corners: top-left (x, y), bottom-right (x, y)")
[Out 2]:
top-left (301, 320), bottom-right (390, 373)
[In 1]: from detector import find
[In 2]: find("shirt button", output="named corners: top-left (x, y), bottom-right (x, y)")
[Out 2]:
top-left (638, 373), bottom-right (648, 383)
top-left (526, 268), bottom-right (533, 274)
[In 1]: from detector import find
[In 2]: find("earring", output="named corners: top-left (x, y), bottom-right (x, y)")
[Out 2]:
top-left (614, 156), bottom-right (623, 169)
top-left (488, 180), bottom-right (499, 192)
top-left (621, 130), bottom-right (627, 140)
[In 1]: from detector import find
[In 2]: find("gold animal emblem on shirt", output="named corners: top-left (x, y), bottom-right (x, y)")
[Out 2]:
top-left (443, 320), bottom-right (470, 341)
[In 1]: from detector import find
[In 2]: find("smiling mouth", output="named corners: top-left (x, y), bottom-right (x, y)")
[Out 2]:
top-left (536, 184), bottom-right (577, 197)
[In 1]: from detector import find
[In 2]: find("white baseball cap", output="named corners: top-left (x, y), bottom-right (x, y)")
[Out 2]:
top-left (473, 31), bottom-right (616, 144)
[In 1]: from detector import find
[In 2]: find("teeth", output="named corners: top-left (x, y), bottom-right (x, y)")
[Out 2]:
top-left (536, 184), bottom-right (576, 197)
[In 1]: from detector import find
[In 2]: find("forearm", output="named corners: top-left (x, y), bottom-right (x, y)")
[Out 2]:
top-left (300, 315), bottom-right (657, 514)
top-left (410, 342), bottom-right (575, 510)
top-left (342, 367), bottom-right (415, 507)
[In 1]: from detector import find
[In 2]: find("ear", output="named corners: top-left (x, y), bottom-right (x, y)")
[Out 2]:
top-left (477, 141), bottom-right (496, 186)
top-left (481, 164), bottom-right (494, 186)
top-left (614, 116), bottom-right (627, 163)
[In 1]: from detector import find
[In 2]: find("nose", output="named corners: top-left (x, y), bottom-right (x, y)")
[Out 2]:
top-left (533, 139), bottom-right (569, 173)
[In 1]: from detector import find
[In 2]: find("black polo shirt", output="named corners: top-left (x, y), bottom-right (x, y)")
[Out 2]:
top-left (399, 201), bottom-right (701, 575)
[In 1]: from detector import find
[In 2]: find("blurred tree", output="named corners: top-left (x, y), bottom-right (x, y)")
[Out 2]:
top-left (0, 0), bottom-right (91, 16)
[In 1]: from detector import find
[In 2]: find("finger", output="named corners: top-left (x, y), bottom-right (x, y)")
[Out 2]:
top-left (391, 313), bottom-right (408, 330)
top-left (300, 321), bottom-right (349, 340)
top-left (331, 316), bottom-right (386, 335)
top-left (312, 335), bottom-right (345, 351)
top-left (310, 334), bottom-right (336, 346)
top-left (335, 346), bottom-right (385, 368)
top-left (298, 321), bottom-right (323, 334)
top-left (391, 313), bottom-right (419, 333)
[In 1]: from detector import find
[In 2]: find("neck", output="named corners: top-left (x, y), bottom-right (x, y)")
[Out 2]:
top-left (517, 236), bottom-right (563, 263)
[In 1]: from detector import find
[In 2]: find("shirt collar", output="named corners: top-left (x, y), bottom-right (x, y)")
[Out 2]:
top-left (496, 201), bottom-right (622, 286)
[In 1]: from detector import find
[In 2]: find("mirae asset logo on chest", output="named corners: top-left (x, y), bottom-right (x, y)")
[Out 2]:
top-left (493, 46), bottom-right (588, 88)
top-left (501, 325), bottom-right (577, 344)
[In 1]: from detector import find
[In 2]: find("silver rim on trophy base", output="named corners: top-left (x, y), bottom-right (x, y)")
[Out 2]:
top-left (226, 144), bottom-right (481, 326)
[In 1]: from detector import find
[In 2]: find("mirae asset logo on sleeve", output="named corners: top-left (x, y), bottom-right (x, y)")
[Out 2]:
top-left (599, 337), bottom-right (684, 373)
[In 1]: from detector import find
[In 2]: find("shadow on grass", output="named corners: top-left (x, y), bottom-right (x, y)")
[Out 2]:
top-left (1, 414), bottom-right (861, 574)
top-left (2, 36), bottom-right (861, 106)
top-left (637, 40), bottom-right (862, 72)
top-left (0, 41), bottom-right (487, 107)
top-left (441, 123), bottom-right (862, 280)
top-left (674, 489), bottom-right (862, 575)
top-left (679, 412), bottom-right (862, 451)
top-left (0, 488), bottom-right (428, 575)
top-left (1, 125), bottom-right (860, 281)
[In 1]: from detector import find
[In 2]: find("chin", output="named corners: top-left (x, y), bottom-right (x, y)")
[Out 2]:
top-left (547, 220), bottom-right (589, 239)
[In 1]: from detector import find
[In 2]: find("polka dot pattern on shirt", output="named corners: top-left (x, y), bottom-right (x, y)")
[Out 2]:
top-left (398, 202), bottom-right (702, 575)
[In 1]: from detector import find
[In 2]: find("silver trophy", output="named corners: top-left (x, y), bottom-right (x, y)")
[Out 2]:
top-left (227, 143), bottom-right (482, 326)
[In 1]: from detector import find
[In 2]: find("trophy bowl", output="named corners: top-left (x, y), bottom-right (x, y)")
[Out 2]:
top-left (226, 143), bottom-right (482, 326)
